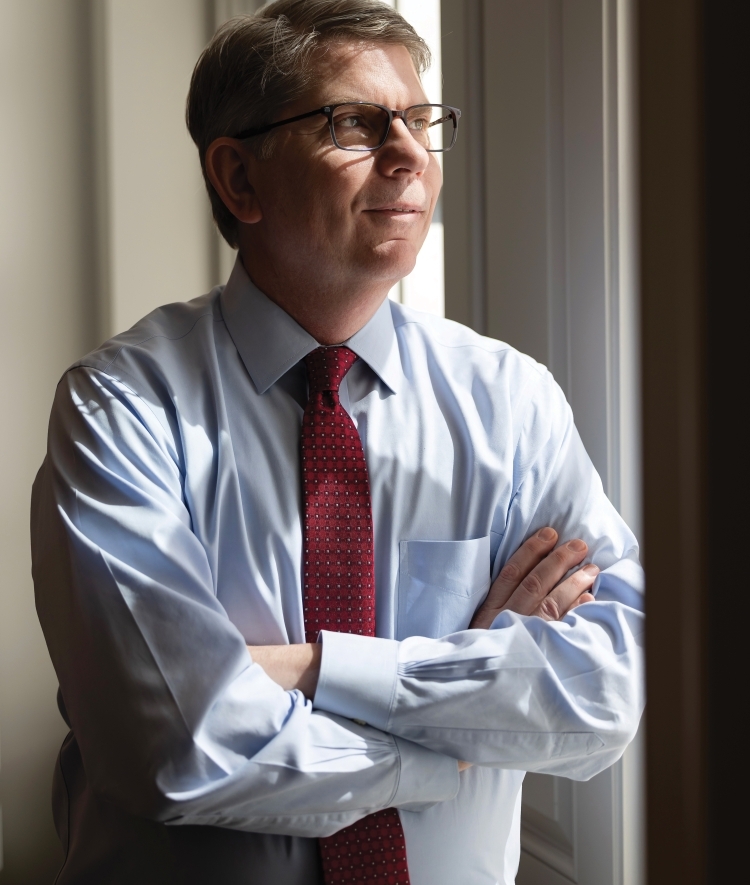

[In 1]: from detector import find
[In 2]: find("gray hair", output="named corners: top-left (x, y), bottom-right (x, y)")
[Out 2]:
top-left (186, 0), bottom-right (431, 248)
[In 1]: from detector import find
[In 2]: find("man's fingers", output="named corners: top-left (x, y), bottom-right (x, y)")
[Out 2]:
top-left (534, 564), bottom-right (599, 621)
top-left (469, 527), bottom-right (558, 628)
top-left (488, 527), bottom-right (559, 607)
top-left (568, 591), bottom-right (596, 612)
top-left (500, 539), bottom-right (589, 616)
top-left (488, 527), bottom-right (559, 601)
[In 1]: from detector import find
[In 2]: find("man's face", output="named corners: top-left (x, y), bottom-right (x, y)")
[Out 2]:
top-left (245, 41), bottom-right (442, 292)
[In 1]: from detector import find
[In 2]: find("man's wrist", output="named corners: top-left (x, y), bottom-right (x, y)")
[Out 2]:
top-left (247, 643), bottom-right (321, 698)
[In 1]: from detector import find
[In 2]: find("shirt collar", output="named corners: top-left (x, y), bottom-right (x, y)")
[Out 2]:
top-left (220, 256), bottom-right (403, 395)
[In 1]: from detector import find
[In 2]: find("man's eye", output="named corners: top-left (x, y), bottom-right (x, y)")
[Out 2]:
top-left (408, 117), bottom-right (429, 131)
top-left (337, 115), bottom-right (364, 129)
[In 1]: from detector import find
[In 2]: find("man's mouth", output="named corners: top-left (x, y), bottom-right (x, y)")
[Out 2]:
top-left (365, 205), bottom-right (423, 214)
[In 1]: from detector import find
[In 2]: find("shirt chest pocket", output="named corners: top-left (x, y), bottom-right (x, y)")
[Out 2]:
top-left (397, 536), bottom-right (491, 640)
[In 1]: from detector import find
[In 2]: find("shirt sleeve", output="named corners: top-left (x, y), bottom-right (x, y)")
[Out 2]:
top-left (314, 369), bottom-right (645, 781)
top-left (32, 367), bottom-right (459, 836)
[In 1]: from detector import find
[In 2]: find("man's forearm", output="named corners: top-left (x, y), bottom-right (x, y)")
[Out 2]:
top-left (315, 590), bottom-right (643, 781)
top-left (249, 642), bottom-right (472, 772)
top-left (247, 533), bottom-right (594, 735)
top-left (248, 643), bottom-right (321, 698)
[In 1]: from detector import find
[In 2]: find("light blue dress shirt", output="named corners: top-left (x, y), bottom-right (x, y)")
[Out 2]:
top-left (32, 257), bottom-right (644, 885)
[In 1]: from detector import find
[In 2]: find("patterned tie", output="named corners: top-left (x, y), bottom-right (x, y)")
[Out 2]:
top-left (302, 346), bottom-right (411, 885)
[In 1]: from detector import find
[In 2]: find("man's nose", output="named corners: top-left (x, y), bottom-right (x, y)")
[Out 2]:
top-left (376, 117), bottom-right (430, 175)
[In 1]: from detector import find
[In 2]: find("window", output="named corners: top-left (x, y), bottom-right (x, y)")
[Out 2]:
top-left (384, 0), bottom-right (445, 317)
top-left (441, 2), bottom-right (644, 883)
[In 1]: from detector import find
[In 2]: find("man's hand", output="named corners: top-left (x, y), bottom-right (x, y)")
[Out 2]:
top-left (469, 527), bottom-right (597, 629)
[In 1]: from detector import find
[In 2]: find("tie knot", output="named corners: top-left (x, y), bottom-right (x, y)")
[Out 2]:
top-left (305, 346), bottom-right (357, 394)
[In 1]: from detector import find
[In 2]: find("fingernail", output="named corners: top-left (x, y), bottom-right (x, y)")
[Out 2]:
top-left (538, 527), bottom-right (556, 541)
top-left (582, 563), bottom-right (600, 575)
top-left (568, 539), bottom-right (587, 552)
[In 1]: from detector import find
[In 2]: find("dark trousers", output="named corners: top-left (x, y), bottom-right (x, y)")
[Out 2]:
top-left (53, 732), bottom-right (325, 885)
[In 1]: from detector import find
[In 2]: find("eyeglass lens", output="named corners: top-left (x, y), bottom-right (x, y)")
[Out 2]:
top-left (330, 104), bottom-right (455, 152)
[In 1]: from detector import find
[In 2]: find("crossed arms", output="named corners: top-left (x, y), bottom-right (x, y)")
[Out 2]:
top-left (253, 528), bottom-right (601, 774)
top-left (250, 527), bottom-right (599, 700)
top-left (32, 366), bottom-right (644, 836)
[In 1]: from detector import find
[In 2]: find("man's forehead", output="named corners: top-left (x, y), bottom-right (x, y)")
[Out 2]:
top-left (304, 40), bottom-right (427, 106)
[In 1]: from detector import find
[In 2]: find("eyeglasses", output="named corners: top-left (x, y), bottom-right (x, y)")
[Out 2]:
top-left (234, 102), bottom-right (462, 152)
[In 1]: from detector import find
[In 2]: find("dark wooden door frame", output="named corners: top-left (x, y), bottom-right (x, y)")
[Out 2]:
top-left (640, 0), bottom-right (748, 882)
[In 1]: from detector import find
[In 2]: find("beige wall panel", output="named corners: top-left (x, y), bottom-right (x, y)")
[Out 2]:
top-left (104, 0), bottom-right (212, 337)
top-left (0, 1), bottom-right (97, 881)
top-left (482, 0), bottom-right (553, 366)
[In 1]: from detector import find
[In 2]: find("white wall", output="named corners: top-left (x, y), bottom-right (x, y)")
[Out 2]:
top-left (0, 1), bottom-right (95, 880)
top-left (99, 0), bottom-right (213, 338)
top-left (0, 2), bottom-right (215, 881)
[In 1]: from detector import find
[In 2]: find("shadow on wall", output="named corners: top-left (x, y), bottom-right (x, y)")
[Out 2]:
top-left (0, 0), bottom-right (97, 881)
top-left (1, 0), bottom-right (216, 881)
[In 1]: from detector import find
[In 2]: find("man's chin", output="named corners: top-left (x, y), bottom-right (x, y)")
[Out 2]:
top-left (362, 240), bottom-right (418, 282)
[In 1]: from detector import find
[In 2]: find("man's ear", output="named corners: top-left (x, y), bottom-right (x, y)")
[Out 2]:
top-left (205, 138), bottom-right (263, 225)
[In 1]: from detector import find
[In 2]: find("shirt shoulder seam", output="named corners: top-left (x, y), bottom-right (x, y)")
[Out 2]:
top-left (63, 365), bottom-right (179, 454)
top-left (393, 316), bottom-right (548, 372)
top-left (96, 310), bottom-right (217, 375)
top-left (393, 317), bottom-right (508, 353)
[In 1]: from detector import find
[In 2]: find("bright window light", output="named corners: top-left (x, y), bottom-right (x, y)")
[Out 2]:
top-left (385, 0), bottom-right (445, 318)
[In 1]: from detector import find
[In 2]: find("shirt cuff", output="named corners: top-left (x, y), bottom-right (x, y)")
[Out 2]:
top-left (391, 735), bottom-right (460, 811)
top-left (314, 631), bottom-right (399, 731)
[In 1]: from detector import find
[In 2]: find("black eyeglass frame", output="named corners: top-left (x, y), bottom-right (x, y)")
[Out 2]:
top-left (233, 102), bottom-right (462, 152)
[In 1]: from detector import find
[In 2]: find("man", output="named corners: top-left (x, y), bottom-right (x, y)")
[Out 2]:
top-left (32, 1), bottom-right (644, 883)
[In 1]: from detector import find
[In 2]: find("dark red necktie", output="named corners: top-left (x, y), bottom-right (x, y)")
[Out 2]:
top-left (302, 346), bottom-right (410, 885)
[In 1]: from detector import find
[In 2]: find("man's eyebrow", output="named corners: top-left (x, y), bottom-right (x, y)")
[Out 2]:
top-left (321, 98), bottom-right (430, 109)
top-left (322, 97), bottom-right (368, 106)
